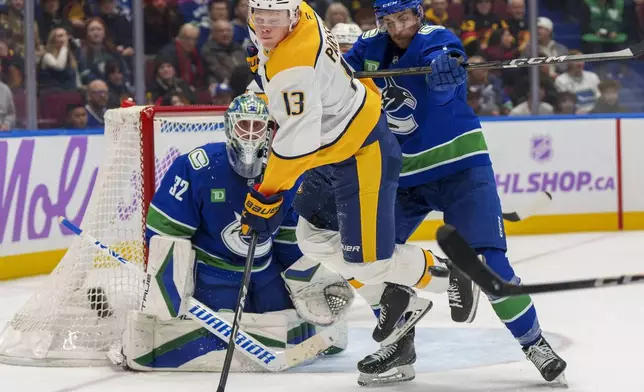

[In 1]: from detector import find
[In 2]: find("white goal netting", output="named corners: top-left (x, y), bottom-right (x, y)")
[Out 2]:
top-left (0, 106), bottom-right (227, 366)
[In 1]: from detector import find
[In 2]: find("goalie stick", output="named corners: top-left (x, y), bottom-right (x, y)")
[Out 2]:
top-left (56, 217), bottom-right (334, 373)
top-left (353, 41), bottom-right (644, 78)
top-left (436, 224), bottom-right (644, 296)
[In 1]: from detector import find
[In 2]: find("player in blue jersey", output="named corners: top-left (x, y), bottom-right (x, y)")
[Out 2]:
top-left (112, 93), bottom-right (352, 372)
top-left (342, 0), bottom-right (567, 386)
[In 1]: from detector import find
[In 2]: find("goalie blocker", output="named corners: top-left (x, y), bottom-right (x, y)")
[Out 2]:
top-left (112, 236), bottom-right (349, 371)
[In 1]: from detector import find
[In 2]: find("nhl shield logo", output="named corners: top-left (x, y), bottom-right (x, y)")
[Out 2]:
top-left (530, 135), bottom-right (553, 163)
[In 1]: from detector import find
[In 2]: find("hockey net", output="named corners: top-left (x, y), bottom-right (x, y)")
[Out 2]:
top-left (0, 105), bottom-right (227, 366)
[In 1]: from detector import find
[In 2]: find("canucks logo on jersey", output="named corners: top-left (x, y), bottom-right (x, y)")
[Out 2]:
top-left (222, 212), bottom-right (272, 258)
top-left (381, 77), bottom-right (419, 135)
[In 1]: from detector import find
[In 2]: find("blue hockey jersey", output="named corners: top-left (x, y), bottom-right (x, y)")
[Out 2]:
top-left (145, 142), bottom-right (302, 272)
top-left (344, 25), bottom-right (492, 188)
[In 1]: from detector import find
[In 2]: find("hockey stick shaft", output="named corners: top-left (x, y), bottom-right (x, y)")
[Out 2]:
top-left (57, 217), bottom-right (329, 372)
top-left (353, 41), bottom-right (644, 79)
top-left (217, 231), bottom-right (258, 392)
top-left (436, 224), bottom-right (644, 296)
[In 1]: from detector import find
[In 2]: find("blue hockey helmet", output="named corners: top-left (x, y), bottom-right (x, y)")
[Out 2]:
top-left (224, 92), bottom-right (272, 179)
top-left (373, 0), bottom-right (423, 31)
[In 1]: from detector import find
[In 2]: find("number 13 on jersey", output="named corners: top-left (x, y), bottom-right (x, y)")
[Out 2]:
top-left (282, 91), bottom-right (304, 116)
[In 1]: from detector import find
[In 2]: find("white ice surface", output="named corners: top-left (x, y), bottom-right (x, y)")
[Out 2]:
top-left (1, 231), bottom-right (643, 392)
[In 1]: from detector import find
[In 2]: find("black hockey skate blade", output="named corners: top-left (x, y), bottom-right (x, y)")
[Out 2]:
top-left (436, 225), bottom-right (505, 296)
top-left (87, 287), bottom-right (114, 318)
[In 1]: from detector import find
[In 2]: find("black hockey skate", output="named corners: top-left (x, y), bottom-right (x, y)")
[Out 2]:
top-left (444, 255), bottom-right (482, 323)
top-left (372, 283), bottom-right (432, 346)
top-left (523, 336), bottom-right (567, 382)
top-left (358, 329), bottom-right (416, 386)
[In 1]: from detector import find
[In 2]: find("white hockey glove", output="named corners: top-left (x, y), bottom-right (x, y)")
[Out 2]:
top-left (282, 256), bottom-right (354, 326)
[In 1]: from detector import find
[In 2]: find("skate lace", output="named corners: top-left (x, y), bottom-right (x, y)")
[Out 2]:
top-left (447, 283), bottom-right (462, 308)
top-left (378, 306), bottom-right (387, 326)
top-left (371, 343), bottom-right (398, 361)
top-left (525, 342), bottom-right (556, 369)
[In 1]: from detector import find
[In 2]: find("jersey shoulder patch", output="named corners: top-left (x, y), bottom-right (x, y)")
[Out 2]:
top-left (361, 28), bottom-right (381, 40)
top-left (419, 24), bottom-right (446, 35)
top-left (265, 3), bottom-right (323, 80)
top-left (181, 142), bottom-right (228, 176)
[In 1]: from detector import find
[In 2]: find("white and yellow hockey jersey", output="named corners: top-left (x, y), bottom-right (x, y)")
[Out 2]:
top-left (249, 2), bottom-right (382, 196)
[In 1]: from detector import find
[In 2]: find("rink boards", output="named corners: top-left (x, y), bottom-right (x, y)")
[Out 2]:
top-left (1, 115), bottom-right (643, 279)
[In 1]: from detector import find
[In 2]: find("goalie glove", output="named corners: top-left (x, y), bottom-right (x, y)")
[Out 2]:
top-left (282, 256), bottom-right (354, 326)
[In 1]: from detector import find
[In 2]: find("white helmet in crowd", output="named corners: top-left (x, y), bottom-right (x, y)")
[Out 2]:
top-left (331, 23), bottom-right (362, 46)
top-left (248, 0), bottom-right (302, 30)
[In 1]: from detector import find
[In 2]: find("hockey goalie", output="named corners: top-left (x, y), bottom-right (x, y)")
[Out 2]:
top-left (111, 93), bottom-right (352, 371)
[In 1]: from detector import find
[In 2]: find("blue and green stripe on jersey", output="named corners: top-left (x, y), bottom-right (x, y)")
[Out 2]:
top-left (401, 129), bottom-right (489, 177)
top-left (490, 294), bottom-right (533, 323)
top-left (146, 203), bottom-right (196, 238)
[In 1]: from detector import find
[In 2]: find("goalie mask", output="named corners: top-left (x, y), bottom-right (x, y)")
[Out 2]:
top-left (224, 93), bottom-right (272, 179)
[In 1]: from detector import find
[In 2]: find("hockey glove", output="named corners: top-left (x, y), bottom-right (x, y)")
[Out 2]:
top-left (241, 184), bottom-right (284, 238)
top-left (246, 44), bottom-right (259, 75)
top-left (428, 51), bottom-right (467, 91)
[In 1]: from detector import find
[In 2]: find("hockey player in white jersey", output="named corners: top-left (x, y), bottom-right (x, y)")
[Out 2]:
top-left (238, 0), bottom-right (475, 355)
top-left (109, 93), bottom-right (352, 372)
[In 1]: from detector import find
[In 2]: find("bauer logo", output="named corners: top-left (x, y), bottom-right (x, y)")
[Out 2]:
top-left (530, 135), bottom-right (553, 163)
top-left (188, 302), bottom-right (277, 365)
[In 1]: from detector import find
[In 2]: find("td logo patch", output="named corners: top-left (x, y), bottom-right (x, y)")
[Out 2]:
top-left (211, 189), bottom-right (226, 202)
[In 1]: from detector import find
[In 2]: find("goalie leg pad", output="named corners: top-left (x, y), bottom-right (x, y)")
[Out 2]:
top-left (143, 236), bottom-right (196, 320)
top-left (118, 309), bottom-right (347, 371)
top-left (282, 256), bottom-right (355, 326)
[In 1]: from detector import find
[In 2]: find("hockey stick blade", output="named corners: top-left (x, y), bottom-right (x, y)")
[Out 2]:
top-left (436, 224), bottom-right (644, 296)
top-left (354, 41), bottom-right (644, 79)
top-left (502, 191), bottom-right (552, 222)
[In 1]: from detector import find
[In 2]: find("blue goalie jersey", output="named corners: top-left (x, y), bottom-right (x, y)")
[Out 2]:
top-left (344, 25), bottom-right (492, 188)
top-left (145, 142), bottom-right (302, 272)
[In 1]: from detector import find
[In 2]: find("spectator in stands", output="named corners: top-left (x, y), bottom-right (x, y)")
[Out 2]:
top-left (555, 91), bottom-right (578, 114)
top-left (460, 0), bottom-right (506, 56)
top-left (85, 79), bottom-right (109, 127)
top-left (581, 0), bottom-right (628, 54)
top-left (467, 55), bottom-right (511, 115)
top-left (95, 0), bottom-right (134, 58)
top-left (0, 38), bottom-right (24, 89)
top-left (0, 70), bottom-right (15, 130)
top-left (211, 82), bottom-right (234, 106)
top-left (39, 28), bottom-right (81, 91)
top-left (157, 24), bottom-right (207, 91)
top-left (554, 51), bottom-right (601, 113)
top-left (232, 0), bottom-right (250, 45)
top-left (144, 0), bottom-right (184, 56)
top-left (509, 84), bottom-right (555, 116)
top-left (64, 103), bottom-right (88, 129)
top-left (592, 79), bottom-right (627, 113)
top-left (424, 0), bottom-right (457, 28)
top-left (505, 0), bottom-right (529, 52)
top-left (77, 17), bottom-right (131, 85)
top-left (148, 58), bottom-right (196, 105)
top-left (62, 0), bottom-right (90, 37)
top-left (201, 20), bottom-right (246, 91)
top-left (199, 0), bottom-right (232, 48)
top-left (38, 0), bottom-right (74, 45)
top-left (482, 27), bottom-right (519, 61)
top-left (354, 8), bottom-right (377, 31)
top-left (511, 56), bottom-right (559, 107)
top-left (105, 60), bottom-right (133, 108)
top-left (161, 92), bottom-right (192, 106)
top-left (521, 17), bottom-right (569, 75)
top-left (0, 0), bottom-right (43, 58)
top-left (467, 85), bottom-right (498, 116)
top-left (325, 2), bottom-right (351, 29)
